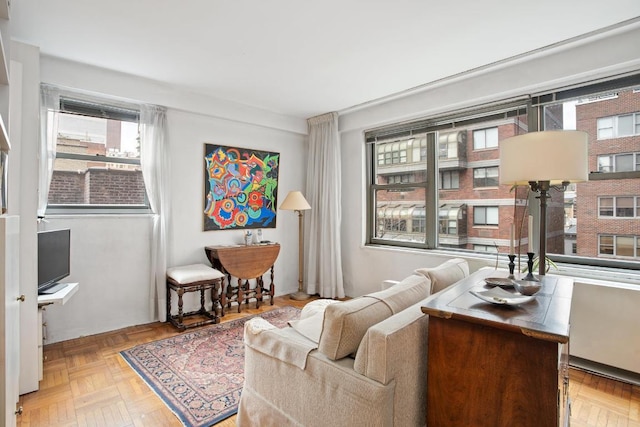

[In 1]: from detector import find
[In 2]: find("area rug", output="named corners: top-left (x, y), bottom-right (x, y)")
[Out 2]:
top-left (120, 306), bottom-right (301, 427)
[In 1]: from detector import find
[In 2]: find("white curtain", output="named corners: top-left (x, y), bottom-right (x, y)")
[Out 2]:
top-left (38, 85), bottom-right (60, 218)
top-left (305, 112), bottom-right (344, 299)
top-left (140, 105), bottom-right (170, 322)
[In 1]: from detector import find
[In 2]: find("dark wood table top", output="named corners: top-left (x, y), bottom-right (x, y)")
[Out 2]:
top-left (204, 243), bottom-right (280, 279)
top-left (421, 268), bottom-right (573, 343)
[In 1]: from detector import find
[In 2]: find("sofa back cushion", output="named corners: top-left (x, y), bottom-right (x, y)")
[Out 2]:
top-left (414, 258), bottom-right (469, 294)
top-left (318, 274), bottom-right (430, 360)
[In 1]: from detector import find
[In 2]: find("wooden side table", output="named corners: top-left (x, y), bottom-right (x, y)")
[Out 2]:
top-left (204, 243), bottom-right (280, 312)
top-left (421, 269), bottom-right (573, 427)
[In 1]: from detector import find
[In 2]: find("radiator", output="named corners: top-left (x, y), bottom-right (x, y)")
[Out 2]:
top-left (570, 280), bottom-right (640, 376)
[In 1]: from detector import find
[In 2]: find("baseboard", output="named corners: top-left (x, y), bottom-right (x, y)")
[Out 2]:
top-left (570, 356), bottom-right (640, 386)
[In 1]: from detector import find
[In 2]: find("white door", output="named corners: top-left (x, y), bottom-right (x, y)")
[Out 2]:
top-left (1, 215), bottom-right (20, 427)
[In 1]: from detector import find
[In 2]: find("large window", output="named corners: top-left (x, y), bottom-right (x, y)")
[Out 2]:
top-left (44, 94), bottom-right (149, 213)
top-left (366, 73), bottom-right (640, 267)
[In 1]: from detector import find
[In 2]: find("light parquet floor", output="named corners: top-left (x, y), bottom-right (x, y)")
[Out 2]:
top-left (17, 296), bottom-right (640, 427)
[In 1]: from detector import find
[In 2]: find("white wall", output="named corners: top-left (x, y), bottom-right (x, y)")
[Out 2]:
top-left (22, 56), bottom-right (308, 344)
top-left (338, 20), bottom-right (640, 297)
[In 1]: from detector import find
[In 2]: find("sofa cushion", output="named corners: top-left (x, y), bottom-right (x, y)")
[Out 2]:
top-left (288, 299), bottom-right (339, 343)
top-left (318, 273), bottom-right (430, 360)
top-left (415, 258), bottom-right (469, 294)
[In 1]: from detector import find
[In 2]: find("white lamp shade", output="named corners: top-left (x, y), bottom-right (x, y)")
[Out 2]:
top-left (279, 190), bottom-right (311, 211)
top-left (499, 130), bottom-right (589, 185)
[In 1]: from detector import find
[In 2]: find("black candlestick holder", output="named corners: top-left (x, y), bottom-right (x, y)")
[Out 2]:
top-left (508, 254), bottom-right (516, 278)
top-left (523, 252), bottom-right (539, 281)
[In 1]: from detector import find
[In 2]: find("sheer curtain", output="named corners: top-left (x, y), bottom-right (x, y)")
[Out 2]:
top-left (140, 105), bottom-right (170, 321)
top-left (305, 112), bottom-right (344, 298)
top-left (38, 84), bottom-right (60, 218)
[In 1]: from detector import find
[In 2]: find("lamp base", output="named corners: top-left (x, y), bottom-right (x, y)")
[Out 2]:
top-left (290, 291), bottom-right (311, 301)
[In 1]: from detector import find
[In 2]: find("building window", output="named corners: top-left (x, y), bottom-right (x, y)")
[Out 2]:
top-left (44, 94), bottom-right (149, 213)
top-left (412, 137), bottom-right (428, 162)
top-left (599, 235), bottom-right (639, 258)
top-left (388, 174), bottom-right (415, 184)
top-left (439, 170), bottom-right (459, 189)
top-left (473, 244), bottom-right (498, 253)
top-left (598, 196), bottom-right (638, 217)
top-left (439, 132), bottom-right (460, 159)
top-left (473, 206), bottom-right (499, 226)
top-left (473, 127), bottom-right (498, 150)
top-left (597, 112), bottom-right (640, 139)
top-left (412, 207), bottom-right (426, 233)
top-left (597, 152), bottom-right (640, 172)
top-left (377, 141), bottom-right (408, 165)
top-left (473, 167), bottom-right (499, 188)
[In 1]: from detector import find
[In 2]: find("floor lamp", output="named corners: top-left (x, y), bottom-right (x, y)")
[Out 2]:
top-left (500, 130), bottom-right (588, 276)
top-left (279, 190), bottom-right (312, 300)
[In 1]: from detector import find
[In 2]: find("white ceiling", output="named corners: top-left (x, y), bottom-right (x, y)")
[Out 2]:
top-left (9, 1), bottom-right (640, 119)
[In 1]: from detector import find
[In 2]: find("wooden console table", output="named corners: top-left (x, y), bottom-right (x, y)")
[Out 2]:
top-left (204, 243), bottom-right (280, 312)
top-left (421, 269), bottom-right (573, 427)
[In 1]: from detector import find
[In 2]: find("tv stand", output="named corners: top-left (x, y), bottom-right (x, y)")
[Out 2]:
top-left (38, 282), bottom-right (68, 295)
top-left (37, 282), bottom-right (78, 307)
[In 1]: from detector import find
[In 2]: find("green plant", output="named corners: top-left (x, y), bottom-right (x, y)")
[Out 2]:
top-left (522, 255), bottom-right (558, 274)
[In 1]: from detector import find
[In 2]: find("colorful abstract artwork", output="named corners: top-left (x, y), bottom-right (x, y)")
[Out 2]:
top-left (204, 144), bottom-right (280, 231)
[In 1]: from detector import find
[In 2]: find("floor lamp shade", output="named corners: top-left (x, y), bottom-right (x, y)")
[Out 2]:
top-left (499, 130), bottom-right (589, 277)
top-left (499, 130), bottom-right (589, 186)
top-left (279, 191), bottom-right (311, 300)
top-left (279, 191), bottom-right (311, 211)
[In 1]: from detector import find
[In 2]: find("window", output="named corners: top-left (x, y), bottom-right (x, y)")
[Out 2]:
top-left (473, 244), bottom-right (498, 253)
top-left (377, 141), bottom-right (408, 165)
top-left (473, 167), bottom-right (499, 188)
top-left (598, 196), bottom-right (638, 218)
top-left (473, 127), bottom-right (498, 150)
top-left (597, 152), bottom-right (640, 172)
top-left (439, 132), bottom-right (460, 159)
top-left (365, 73), bottom-right (640, 269)
top-left (473, 206), bottom-right (499, 226)
top-left (597, 112), bottom-right (640, 139)
top-left (45, 94), bottom-right (149, 213)
top-left (439, 171), bottom-right (459, 189)
top-left (599, 235), bottom-right (639, 258)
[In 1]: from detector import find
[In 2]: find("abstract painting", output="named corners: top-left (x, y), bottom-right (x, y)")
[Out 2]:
top-left (204, 144), bottom-right (280, 231)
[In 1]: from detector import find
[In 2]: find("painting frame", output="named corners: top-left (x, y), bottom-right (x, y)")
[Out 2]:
top-left (203, 143), bottom-right (280, 231)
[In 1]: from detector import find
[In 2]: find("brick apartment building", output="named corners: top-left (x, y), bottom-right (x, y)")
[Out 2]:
top-left (375, 113), bottom-right (560, 255)
top-left (376, 88), bottom-right (639, 261)
top-left (48, 118), bottom-right (146, 206)
top-left (574, 89), bottom-right (640, 259)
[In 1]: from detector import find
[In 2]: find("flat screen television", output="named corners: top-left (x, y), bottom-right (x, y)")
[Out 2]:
top-left (37, 229), bottom-right (71, 294)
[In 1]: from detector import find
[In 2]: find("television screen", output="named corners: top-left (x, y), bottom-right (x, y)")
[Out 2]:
top-left (37, 229), bottom-right (71, 293)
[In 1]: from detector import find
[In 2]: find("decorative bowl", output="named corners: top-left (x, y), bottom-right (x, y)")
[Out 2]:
top-left (511, 279), bottom-right (542, 296)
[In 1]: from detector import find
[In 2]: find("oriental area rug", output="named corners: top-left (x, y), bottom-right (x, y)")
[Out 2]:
top-left (120, 306), bottom-right (301, 427)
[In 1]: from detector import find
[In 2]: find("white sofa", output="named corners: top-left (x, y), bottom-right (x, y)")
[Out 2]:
top-left (237, 258), bottom-right (469, 427)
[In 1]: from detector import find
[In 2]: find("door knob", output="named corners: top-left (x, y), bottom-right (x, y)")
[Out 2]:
top-left (15, 405), bottom-right (23, 415)
top-left (17, 295), bottom-right (25, 302)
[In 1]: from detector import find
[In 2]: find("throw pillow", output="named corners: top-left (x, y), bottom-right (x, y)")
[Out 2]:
top-left (414, 258), bottom-right (469, 294)
top-left (318, 273), bottom-right (430, 360)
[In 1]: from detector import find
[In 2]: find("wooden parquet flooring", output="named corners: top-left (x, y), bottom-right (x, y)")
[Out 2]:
top-left (17, 295), bottom-right (640, 427)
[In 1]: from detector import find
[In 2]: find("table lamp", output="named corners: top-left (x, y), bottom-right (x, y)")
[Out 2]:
top-left (279, 190), bottom-right (312, 300)
top-left (500, 130), bottom-right (588, 276)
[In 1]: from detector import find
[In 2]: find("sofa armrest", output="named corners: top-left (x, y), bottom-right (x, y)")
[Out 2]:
top-left (353, 300), bottom-right (430, 427)
top-left (354, 301), bottom-right (429, 384)
top-left (244, 318), bottom-right (318, 369)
